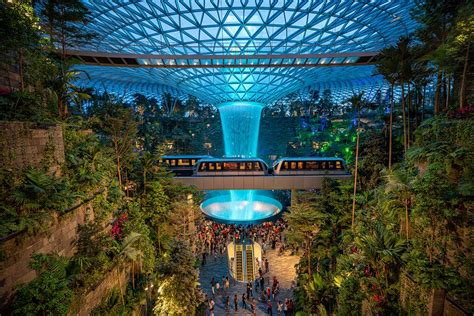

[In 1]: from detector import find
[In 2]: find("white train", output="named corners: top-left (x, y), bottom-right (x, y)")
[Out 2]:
top-left (272, 157), bottom-right (348, 176)
top-left (160, 155), bottom-right (212, 176)
top-left (193, 158), bottom-right (269, 176)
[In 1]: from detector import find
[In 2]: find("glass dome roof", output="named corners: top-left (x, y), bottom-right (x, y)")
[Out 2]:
top-left (75, 0), bottom-right (418, 104)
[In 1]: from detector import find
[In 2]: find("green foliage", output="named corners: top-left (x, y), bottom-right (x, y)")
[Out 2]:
top-left (153, 239), bottom-right (202, 315)
top-left (63, 126), bottom-right (116, 194)
top-left (12, 253), bottom-right (73, 316)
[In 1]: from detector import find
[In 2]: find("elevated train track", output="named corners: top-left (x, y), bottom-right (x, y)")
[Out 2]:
top-left (172, 174), bottom-right (351, 190)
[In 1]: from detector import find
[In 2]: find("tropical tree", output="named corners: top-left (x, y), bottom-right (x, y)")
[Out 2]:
top-left (153, 239), bottom-right (202, 315)
top-left (346, 92), bottom-right (367, 229)
top-left (385, 165), bottom-right (415, 240)
top-left (97, 105), bottom-right (139, 190)
top-left (285, 201), bottom-right (324, 276)
top-left (35, 0), bottom-right (95, 117)
top-left (376, 44), bottom-right (400, 169)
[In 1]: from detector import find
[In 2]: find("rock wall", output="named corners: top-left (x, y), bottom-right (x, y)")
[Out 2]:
top-left (0, 203), bottom-right (94, 311)
top-left (0, 121), bottom-right (65, 174)
top-left (72, 265), bottom-right (128, 316)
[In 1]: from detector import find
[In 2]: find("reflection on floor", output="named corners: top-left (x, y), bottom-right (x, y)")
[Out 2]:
top-left (199, 247), bottom-right (300, 315)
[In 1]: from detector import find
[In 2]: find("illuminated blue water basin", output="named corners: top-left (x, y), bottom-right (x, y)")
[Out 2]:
top-left (201, 192), bottom-right (282, 222)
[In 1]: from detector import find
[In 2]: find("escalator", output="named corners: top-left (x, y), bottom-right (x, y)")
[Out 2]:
top-left (245, 244), bottom-right (254, 281)
top-left (235, 244), bottom-right (243, 282)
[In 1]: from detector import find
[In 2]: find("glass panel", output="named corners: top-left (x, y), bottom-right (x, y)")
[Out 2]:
top-left (298, 162), bottom-right (304, 169)
top-left (216, 162), bottom-right (222, 170)
top-left (209, 163), bottom-right (215, 170)
top-left (254, 162), bottom-right (261, 170)
top-left (321, 161), bottom-right (327, 169)
top-left (200, 162), bottom-right (207, 171)
top-left (328, 161), bottom-right (335, 169)
top-left (283, 162), bottom-right (288, 170)
top-left (291, 162), bottom-right (297, 169)
top-left (178, 159), bottom-right (190, 166)
top-left (336, 161), bottom-right (342, 169)
top-left (191, 159), bottom-right (196, 165)
top-left (246, 162), bottom-right (253, 170)
top-left (223, 162), bottom-right (239, 170)
top-left (239, 162), bottom-right (246, 170)
top-left (306, 161), bottom-right (318, 170)
top-left (170, 159), bottom-right (176, 166)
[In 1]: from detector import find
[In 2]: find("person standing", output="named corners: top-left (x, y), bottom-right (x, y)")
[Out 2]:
top-left (210, 277), bottom-right (216, 296)
top-left (225, 295), bottom-right (230, 313)
top-left (234, 294), bottom-right (238, 312)
top-left (209, 298), bottom-right (215, 316)
top-left (251, 298), bottom-right (257, 316)
top-left (277, 300), bottom-right (283, 315)
top-left (267, 300), bottom-right (273, 315)
top-left (246, 282), bottom-right (252, 299)
top-left (265, 258), bottom-right (269, 273)
top-left (242, 293), bottom-right (247, 309)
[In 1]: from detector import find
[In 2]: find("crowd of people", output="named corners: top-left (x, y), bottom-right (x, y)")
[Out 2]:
top-left (198, 219), bottom-right (297, 315)
top-left (197, 218), bottom-right (289, 262)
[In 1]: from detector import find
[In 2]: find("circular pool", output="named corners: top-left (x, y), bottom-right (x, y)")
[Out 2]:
top-left (201, 191), bottom-right (282, 222)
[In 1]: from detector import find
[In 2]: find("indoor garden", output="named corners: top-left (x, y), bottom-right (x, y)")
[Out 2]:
top-left (0, 1), bottom-right (473, 315)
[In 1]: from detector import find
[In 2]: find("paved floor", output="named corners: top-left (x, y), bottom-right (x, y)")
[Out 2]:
top-left (199, 247), bottom-right (300, 315)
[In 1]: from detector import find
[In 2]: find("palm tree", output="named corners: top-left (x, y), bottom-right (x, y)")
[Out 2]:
top-left (385, 167), bottom-right (414, 240)
top-left (117, 232), bottom-right (143, 304)
top-left (396, 37), bottom-right (414, 153)
top-left (375, 45), bottom-right (400, 169)
top-left (346, 92), bottom-right (366, 229)
top-left (285, 201), bottom-right (324, 276)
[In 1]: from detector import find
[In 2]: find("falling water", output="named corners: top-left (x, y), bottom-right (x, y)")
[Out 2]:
top-left (201, 101), bottom-right (281, 222)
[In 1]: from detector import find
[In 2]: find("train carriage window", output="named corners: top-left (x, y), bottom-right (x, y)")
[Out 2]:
top-left (283, 162), bottom-right (289, 170)
top-left (178, 159), bottom-right (190, 166)
top-left (223, 162), bottom-right (238, 171)
top-left (254, 162), bottom-right (262, 171)
top-left (336, 161), bottom-right (342, 169)
top-left (246, 162), bottom-right (253, 170)
top-left (305, 161), bottom-right (318, 170)
top-left (321, 161), bottom-right (327, 169)
top-left (216, 162), bottom-right (222, 170)
top-left (239, 162), bottom-right (246, 170)
top-left (290, 162), bottom-right (297, 169)
top-left (209, 163), bottom-right (215, 170)
top-left (328, 161), bottom-right (335, 169)
top-left (191, 159), bottom-right (196, 165)
top-left (170, 159), bottom-right (176, 166)
top-left (297, 161), bottom-right (304, 169)
top-left (199, 162), bottom-right (207, 171)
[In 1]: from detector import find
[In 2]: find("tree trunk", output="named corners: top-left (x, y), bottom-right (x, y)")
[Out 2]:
top-left (460, 42), bottom-right (470, 109)
top-left (446, 75), bottom-right (451, 111)
top-left (18, 49), bottom-right (24, 91)
top-left (407, 83), bottom-right (411, 148)
top-left (115, 143), bottom-right (122, 189)
top-left (405, 199), bottom-right (409, 240)
top-left (434, 70), bottom-right (442, 114)
top-left (307, 239), bottom-right (312, 276)
top-left (401, 81), bottom-right (407, 153)
top-left (422, 85), bottom-right (426, 121)
top-left (352, 110), bottom-right (360, 229)
top-left (389, 84), bottom-right (394, 169)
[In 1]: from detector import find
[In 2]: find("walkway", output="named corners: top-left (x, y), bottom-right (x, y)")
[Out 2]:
top-left (199, 247), bottom-right (300, 315)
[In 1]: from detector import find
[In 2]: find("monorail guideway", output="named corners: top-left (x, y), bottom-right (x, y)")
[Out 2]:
top-left (172, 174), bottom-right (351, 190)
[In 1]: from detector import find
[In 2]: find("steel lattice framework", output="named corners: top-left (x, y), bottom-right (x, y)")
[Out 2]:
top-left (75, 0), bottom-right (418, 104)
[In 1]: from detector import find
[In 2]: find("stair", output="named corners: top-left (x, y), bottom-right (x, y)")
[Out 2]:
top-left (235, 244), bottom-right (243, 282)
top-left (245, 244), bottom-right (254, 281)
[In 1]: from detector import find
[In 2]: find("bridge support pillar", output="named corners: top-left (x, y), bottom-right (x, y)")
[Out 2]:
top-left (290, 189), bottom-right (298, 207)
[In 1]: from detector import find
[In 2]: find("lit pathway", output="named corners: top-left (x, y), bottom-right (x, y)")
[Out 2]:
top-left (199, 247), bottom-right (300, 315)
